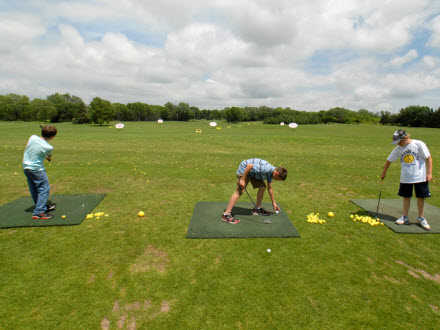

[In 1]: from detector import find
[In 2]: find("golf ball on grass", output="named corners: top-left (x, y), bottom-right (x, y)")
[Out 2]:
top-left (267, 249), bottom-right (271, 253)
top-left (138, 211), bottom-right (145, 217)
top-left (61, 215), bottom-right (66, 219)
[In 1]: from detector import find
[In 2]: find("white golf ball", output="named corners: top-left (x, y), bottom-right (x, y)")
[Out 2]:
top-left (267, 248), bottom-right (271, 253)
top-left (275, 210), bottom-right (279, 214)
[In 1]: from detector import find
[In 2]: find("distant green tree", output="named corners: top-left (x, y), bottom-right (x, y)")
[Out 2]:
top-left (224, 107), bottom-right (245, 122)
top-left (30, 98), bottom-right (57, 122)
top-left (0, 94), bottom-right (30, 121)
top-left (89, 97), bottom-right (113, 124)
top-left (164, 102), bottom-right (177, 120)
top-left (432, 108), bottom-right (440, 128)
top-left (46, 93), bottom-right (86, 122)
top-left (72, 102), bottom-right (89, 124)
top-left (191, 106), bottom-right (201, 120)
top-left (380, 111), bottom-right (398, 125)
top-left (0, 95), bottom-right (6, 120)
top-left (396, 106), bottom-right (433, 127)
top-left (176, 102), bottom-right (192, 121)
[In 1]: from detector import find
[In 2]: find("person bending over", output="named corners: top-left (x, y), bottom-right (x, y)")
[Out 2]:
top-left (222, 158), bottom-right (287, 224)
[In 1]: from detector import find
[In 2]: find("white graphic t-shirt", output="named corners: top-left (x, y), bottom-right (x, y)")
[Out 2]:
top-left (387, 139), bottom-right (430, 183)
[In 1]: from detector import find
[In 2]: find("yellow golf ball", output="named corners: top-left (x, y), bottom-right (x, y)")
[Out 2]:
top-left (138, 211), bottom-right (145, 217)
top-left (61, 215), bottom-right (66, 219)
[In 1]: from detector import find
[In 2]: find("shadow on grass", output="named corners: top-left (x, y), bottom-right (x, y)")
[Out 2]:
top-left (231, 206), bottom-right (253, 215)
top-left (353, 208), bottom-right (397, 223)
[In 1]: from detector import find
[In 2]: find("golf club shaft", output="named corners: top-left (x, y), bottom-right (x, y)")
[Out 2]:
top-left (244, 187), bottom-right (257, 209)
top-left (376, 191), bottom-right (382, 218)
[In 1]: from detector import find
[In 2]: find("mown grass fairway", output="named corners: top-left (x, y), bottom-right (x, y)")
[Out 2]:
top-left (1, 121), bottom-right (439, 329)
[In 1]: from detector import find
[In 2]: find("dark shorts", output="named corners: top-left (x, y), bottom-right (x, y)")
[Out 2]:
top-left (236, 175), bottom-right (266, 194)
top-left (398, 182), bottom-right (431, 198)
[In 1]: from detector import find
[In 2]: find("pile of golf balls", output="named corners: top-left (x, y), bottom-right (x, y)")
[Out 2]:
top-left (306, 212), bottom-right (326, 224)
top-left (86, 212), bottom-right (108, 220)
top-left (350, 214), bottom-right (384, 227)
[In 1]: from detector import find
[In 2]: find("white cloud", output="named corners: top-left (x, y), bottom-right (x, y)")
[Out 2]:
top-left (389, 49), bottom-right (418, 67)
top-left (427, 15), bottom-right (440, 48)
top-left (422, 55), bottom-right (440, 68)
top-left (0, 0), bottom-right (439, 112)
top-left (0, 13), bottom-right (46, 52)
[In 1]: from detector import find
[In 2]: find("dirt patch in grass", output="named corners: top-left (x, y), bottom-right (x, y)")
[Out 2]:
top-left (129, 245), bottom-right (169, 274)
top-left (160, 301), bottom-right (170, 313)
top-left (104, 298), bottom-right (171, 329)
top-left (113, 301), bottom-right (120, 313)
top-left (395, 260), bottom-right (440, 284)
top-left (88, 274), bottom-right (96, 284)
top-left (125, 301), bottom-right (141, 311)
top-left (384, 275), bottom-right (400, 284)
top-left (101, 317), bottom-right (110, 330)
top-left (407, 270), bottom-right (421, 279)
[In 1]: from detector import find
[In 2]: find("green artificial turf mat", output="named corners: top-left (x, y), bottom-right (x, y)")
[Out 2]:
top-left (0, 194), bottom-right (106, 229)
top-left (351, 199), bottom-right (440, 234)
top-left (186, 201), bottom-right (300, 238)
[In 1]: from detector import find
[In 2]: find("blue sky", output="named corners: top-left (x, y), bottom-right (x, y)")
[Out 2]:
top-left (1, 0), bottom-right (440, 112)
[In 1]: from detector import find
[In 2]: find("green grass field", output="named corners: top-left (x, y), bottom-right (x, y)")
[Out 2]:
top-left (1, 121), bottom-right (439, 329)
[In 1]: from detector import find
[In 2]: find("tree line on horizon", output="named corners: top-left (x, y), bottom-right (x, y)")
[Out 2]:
top-left (1, 93), bottom-right (439, 128)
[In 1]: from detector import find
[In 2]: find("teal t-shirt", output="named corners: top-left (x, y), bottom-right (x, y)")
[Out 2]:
top-left (22, 135), bottom-right (53, 171)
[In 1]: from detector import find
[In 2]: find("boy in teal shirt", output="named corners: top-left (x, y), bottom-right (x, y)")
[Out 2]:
top-left (23, 125), bottom-right (57, 220)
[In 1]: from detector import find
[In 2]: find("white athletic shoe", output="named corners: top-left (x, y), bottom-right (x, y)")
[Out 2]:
top-left (395, 216), bottom-right (409, 225)
top-left (417, 217), bottom-right (431, 231)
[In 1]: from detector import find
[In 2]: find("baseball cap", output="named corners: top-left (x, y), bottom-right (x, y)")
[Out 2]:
top-left (392, 129), bottom-right (407, 144)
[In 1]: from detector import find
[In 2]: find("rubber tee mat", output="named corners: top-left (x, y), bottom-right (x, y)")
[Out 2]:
top-left (0, 194), bottom-right (106, 229)
top-left (186, 201), bottom-right (300, 238)
top-left (351, 199), bottom-right (440, 234)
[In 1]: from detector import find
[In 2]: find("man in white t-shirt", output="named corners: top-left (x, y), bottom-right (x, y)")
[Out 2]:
top-left (380, 130), bottom-right (433, 230)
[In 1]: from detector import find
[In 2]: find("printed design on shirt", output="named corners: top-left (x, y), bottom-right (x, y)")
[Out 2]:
top-left (402, 150), bottom-right (415, 164)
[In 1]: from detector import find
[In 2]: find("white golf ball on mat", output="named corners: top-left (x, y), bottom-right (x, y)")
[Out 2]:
top-left (267, 248), bottom-right (271, 253)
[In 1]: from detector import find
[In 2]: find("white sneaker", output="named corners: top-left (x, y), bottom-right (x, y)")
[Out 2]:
top-left (395, 216), bottom-right (409, 225)
top-left (417, 217), bottom-right (431, 231)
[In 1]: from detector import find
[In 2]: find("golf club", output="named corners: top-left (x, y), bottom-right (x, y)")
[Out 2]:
top-left (244, 186), bottom-right (258, 210)
top-left (244, 186), bottom-right (274, 217)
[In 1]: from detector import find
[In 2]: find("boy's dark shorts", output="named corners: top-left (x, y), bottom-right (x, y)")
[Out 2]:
top-left (236, 175), bottom-right (266, 194)
top-left (398, 182), bottom-right (431, 198)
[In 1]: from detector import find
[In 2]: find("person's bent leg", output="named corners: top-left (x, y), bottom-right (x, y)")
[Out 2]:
top-left (224, 189), bottom-right (241, 214)
top-left (256, 187), bottom-right (265, 208)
